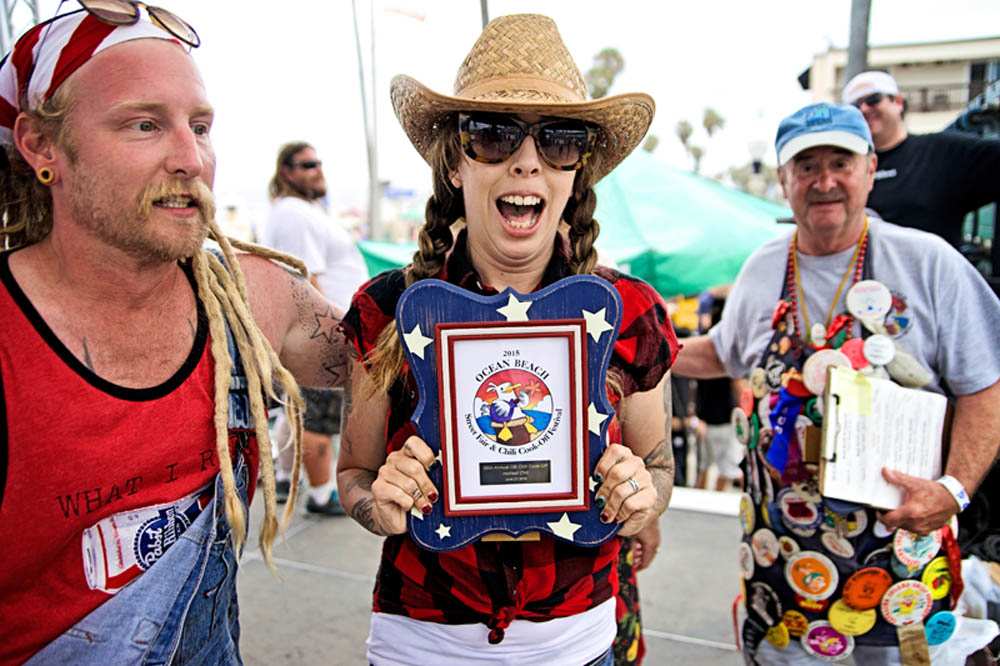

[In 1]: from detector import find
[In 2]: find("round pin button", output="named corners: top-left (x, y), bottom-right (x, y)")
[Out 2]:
top-left (739, 387), bottom-right (755, 418)
top-left (872, 520), bottom-right (893, 539)
top-left (802, 349), bottom-right (852, 396)
top-left (766, 621), bottom-right (790, 649)
top-left (750, 367), bottom-right (769, 398)
top-left (880, 580), bottom-right (933, 626)
top-left (801, 621), bottom-right (854, 661)
top-left (893, 528), bottom-right (942, 570)
top-left (810, 322), bottom-right (827, 346)
top-left (779, 536), bottom-right (800, 559)
top-left (842, 567), bottom-right (893, 610)
top-left (778, 488), bottom-right (821, 533)
top-left (739, 493), bottom-right (755, 534)
top-left (846, 280), bottom-right (892, 323)
top-left (821, 531), bottom-right (856, 559)
top-left (828, 598), bottom-right (876, 636)
top-left (748, 581), bottom-right (783, 627)
top-left (752, 528), bottom-right (780, 568)
top-left (738, 541), bottom-right (755, 580)
top-left (732, 408), bottom-right (751, 446)
top-left (925, 610), bottom-right (958, 646)
top-left (921, 556), bottom-right (952, 601)
top-left (786, 551), bottom-right (839, 601)
top-left (839, 338), bottom-right (868, 370)
top-left (782, 610), bottom-right (809, 638)
top-left (863, 334), bottom-right (896, 366)
top-left (891, 553), bottom-right (921, 580)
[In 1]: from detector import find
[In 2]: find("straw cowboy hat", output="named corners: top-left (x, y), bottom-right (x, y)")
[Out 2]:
top-left (390, 13), bottom-right (654, 182)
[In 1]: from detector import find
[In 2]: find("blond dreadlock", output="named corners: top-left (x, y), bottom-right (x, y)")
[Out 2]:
top-left (1, 89), bottom-right (306, 572)
top-left (364, 114), bottom-right (623, 399)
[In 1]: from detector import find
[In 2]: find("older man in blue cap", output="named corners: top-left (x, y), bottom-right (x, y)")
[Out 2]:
top-left (674, 102), bottom-right (1000, 664)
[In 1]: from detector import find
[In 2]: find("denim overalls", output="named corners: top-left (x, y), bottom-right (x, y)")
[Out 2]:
top-left (28, 311), bottom-right (255, 666)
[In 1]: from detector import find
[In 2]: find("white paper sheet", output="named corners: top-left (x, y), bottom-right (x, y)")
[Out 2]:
top-left (820, 366), bottom-right (946, 509)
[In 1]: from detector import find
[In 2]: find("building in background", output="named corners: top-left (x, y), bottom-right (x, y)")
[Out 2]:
top-left (800, 35), bottom-right (1000, 133)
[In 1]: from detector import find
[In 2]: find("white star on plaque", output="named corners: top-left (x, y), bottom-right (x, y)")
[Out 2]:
top-left (582, 308), bottom-right (614, 341)
top-left (410, 507), bottom-right (424, 520)
top-left (435, 523), bottom-right (452, 539)
top-left (496, 294), bottom-right (532, 321)
top-left (588, 403), bottom-right (609, 436)
top-left (589, 476), bottom-right (598, 492)
top-left (402, 324), bottom-right (433, 359)
top-left (547, 513), bottom-right (581, 541)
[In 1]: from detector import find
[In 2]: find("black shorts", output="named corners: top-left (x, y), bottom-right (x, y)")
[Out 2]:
top-left (301, 387), bottom-right (344, 435)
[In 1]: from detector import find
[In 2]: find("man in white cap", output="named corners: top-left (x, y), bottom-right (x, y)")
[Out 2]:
top-left (842, 70), bottom-right (1000, 248)
top-left (674, 101), bottom-right (1000, 664)
top-left (0, 4), bottom-right (352, 662)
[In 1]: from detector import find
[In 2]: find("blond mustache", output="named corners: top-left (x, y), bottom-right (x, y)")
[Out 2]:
top-left (137, 179), bottom-right (216, 223)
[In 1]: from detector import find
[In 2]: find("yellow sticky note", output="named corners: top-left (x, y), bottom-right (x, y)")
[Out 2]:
top-left (831, 367), bottom-right (872, 415)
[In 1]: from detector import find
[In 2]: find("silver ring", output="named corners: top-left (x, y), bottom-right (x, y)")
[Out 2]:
top-left (411, 487), bottom-right (422, 500)
top-left (626, 477), bottom-right (640, 495)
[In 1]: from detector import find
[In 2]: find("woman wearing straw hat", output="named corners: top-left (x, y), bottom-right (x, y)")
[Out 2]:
top-left (339, 14), bottom-right (678, 665)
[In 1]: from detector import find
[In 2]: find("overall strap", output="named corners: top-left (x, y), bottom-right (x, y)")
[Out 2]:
top-left (205, 249), bottom-right (253, 430)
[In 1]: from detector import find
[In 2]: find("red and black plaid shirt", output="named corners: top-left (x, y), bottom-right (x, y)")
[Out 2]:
top-left (341, 230), bottom-right (678, 639)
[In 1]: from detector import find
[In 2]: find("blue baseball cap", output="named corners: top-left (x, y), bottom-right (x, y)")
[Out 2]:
top-left (774, 102), bottom-right (873, 166)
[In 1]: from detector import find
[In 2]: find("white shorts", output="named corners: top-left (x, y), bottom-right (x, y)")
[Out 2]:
top-left (705, 424), bottom-right (742, 478)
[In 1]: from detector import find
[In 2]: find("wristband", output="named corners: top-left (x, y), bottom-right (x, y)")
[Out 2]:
top-left (936, 475), bottom-right (970, 512)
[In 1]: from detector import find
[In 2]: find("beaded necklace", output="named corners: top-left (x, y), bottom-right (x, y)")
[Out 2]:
top-left (785, 218), bottom-right (870, 346)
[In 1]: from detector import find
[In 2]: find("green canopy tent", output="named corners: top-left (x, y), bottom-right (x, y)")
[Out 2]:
top-left (593, 150), bottom-right (789, 298)
top-left (358, 150), bottom-right (790, 298)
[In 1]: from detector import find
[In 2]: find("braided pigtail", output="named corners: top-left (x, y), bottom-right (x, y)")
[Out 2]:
top-left (365, 119), bottom-right (465, 395)
top-left (563, 166), bottom-right (601, 276)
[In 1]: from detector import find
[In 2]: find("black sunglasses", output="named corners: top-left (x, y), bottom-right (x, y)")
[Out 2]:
top-left (290, 160), bottom-right (322, 170)
top-left (852, 93), bottom-right (887, 109)
top-left (458, 112), bottom-right (597, 171)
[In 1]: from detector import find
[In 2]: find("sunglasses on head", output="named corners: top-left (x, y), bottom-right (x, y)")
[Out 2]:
top-left (18, 0), bottom-right (199, 95)
top-left (290, 160), bottom-right (322, 170)
top-left (852, 93), bottom-right (887, 109)
top-left (458, 112), bottom-right (597, 171)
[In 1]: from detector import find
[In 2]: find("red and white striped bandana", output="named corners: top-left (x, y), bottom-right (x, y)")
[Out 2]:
top-left (0, 8), bottom-right (183, 146)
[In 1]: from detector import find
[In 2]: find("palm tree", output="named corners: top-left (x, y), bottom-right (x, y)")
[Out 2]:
top-left (703, 108), bottom-right (725, 137)
top-left (675, 120), bottom-right (693, 150)
top-left (689, 146), bottom-right (704, 174)
top-left (586, 48), bottom-right (625, 99)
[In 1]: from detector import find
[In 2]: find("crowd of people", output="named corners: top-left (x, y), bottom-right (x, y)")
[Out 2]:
top-left (1, 3), bottom-right (998, 665)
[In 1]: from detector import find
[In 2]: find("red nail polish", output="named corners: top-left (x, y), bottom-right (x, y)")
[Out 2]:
top-left (600, 512), bottom-right (610, 523)
top-left (428, 491), bottom-right (439, 503)
top-left (421, 504), bottom-right (432, 515)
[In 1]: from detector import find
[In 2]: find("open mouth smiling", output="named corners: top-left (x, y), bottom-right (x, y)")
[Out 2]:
top-left (154, 194), bottom-right (198, 210)
top-left (496, 193), bottom-right (545, 231)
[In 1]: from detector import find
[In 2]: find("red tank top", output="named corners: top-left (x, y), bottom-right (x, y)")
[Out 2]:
top-left (0, 252), bottom-right (258, 663)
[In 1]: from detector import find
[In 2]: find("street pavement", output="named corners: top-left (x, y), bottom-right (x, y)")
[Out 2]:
top-left (237, 487), bottom-right (746, 665)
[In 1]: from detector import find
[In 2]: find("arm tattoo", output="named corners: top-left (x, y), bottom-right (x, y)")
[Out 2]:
top-left (344, 473), bottom-right (381, 534)
top-left (351, 497), bottom-right (378, 534)
top-left (81, 338), bottom-right (95, 371)
top-left (310, 306), bottom-right (339, 344)
top-left (289, 274), bottom-right (350, 387)
top-left (643, 439), bottom-right (675, 514)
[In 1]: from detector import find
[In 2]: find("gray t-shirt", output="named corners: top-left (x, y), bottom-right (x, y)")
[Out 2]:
top-left (709, 218), bottom-right (1000, 396)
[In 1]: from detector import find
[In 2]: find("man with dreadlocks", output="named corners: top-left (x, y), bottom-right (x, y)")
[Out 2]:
top-left (0, 6), bottom-right (351, 664)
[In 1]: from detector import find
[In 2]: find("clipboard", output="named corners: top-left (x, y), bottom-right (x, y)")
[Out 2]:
top-left (819, 366), bottom-right (946, 509)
